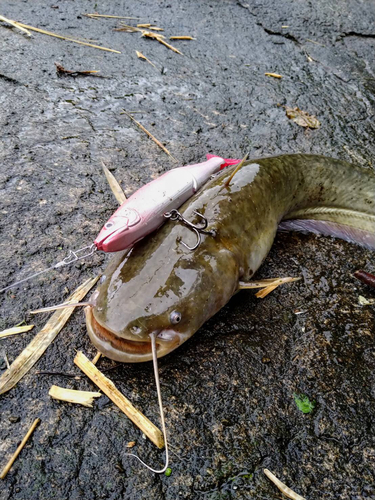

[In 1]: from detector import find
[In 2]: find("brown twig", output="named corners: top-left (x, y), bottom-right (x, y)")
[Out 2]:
top-left (55, 63), bottom-right (100, 77)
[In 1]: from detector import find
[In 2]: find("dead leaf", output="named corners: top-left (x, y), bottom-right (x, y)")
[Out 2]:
top-left (285, 106), bottom-right (320, 129)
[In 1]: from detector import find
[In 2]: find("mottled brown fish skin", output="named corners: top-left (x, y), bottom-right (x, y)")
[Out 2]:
top-left (88, 155), bottom-right (375, 362)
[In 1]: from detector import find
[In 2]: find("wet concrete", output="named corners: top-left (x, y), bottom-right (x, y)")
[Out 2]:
top-left (0, 1), bottom-right (374, 498)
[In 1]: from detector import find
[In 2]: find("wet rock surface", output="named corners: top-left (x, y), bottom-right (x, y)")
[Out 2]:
top-left (0, 1), bottom-right (374, 499)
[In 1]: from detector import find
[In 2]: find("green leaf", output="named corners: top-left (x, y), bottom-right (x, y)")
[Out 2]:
top-left (293, 393), bottom-right (315, 414)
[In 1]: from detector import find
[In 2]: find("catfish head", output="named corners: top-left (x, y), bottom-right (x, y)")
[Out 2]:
top-left (86, 220), bottom-right (240, 362)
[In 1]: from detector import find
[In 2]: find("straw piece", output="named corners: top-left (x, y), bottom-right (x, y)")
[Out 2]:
top-left (74, 351), bottom-right (164, 448)
top-left (101, 161), bottom-right (126, 204)
top-left (92, 352), bottom-right (102, 365)
top-left (239, 277), bottom-right (301, 298)
top-left (30, 302), bottom-right (92, 314)
top-left (0, 14), bottom-right (32, 36)
top-left (115, 24), bottom-right (140, 33)
top-left (0, 418), bottom-right (40, 480)
top-left (136, 50), bottom-right (157, 69)
top-left (265, 72), bottom-right (283, 78)
top-left (137, 24), bottom-right (151, 28)
top-left (0, 277), bottom-right (99, 395)
top-left (122, 110), bottom-right (177, 162)
top-left (255, 284), bottom-right (279, 298)
top-left (84, 13), bottom-right (140, 20)
top-left (49, 385), bottom-right (101, 407)
top-left (0, 325), bottom-right (34, 339)
top-left (263, 469), bottom-right (306, 500)
top-left (169, 36), bottom-right (196, 40)
top-left (141, 31), bottom-right (182, 54)
top-left (13, 22), bottom-right (121, 53)
top-left (238, 277), bottom-right (301, 288)
top-left (223, 153), bottom-right (249, 187)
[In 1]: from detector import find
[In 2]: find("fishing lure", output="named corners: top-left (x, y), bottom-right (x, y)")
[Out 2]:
top-left (0, 156), bottom-right (239, 292)
top-left (94, 156), bottom-right (229, 252)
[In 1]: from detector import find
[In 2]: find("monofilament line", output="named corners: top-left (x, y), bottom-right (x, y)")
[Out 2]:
top-left (124, 332), bottom-right (169, 473)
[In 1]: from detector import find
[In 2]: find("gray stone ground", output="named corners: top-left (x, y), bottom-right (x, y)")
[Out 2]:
top-left (0, 1), bottom-right (375, 499)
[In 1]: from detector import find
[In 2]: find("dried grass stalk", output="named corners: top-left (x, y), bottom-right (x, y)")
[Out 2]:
top-left (101, 161), bottom-right (126, 204)
top-left (74, 351), bottom-right (164, 448)
top-left (141, 31), bottom-right (182, 54)
top-left (255, 284), bottom-right (279, 298)
top-left (136, 50), bottom-right (157, 69)
top-left (265, 72), bottom-right (283, 78)
top-left (0, 276), bottom-right (99, 395)
top-left (263, 469), bottom-right (306, 500)
top-left (239, 277), bottom-right (301, 298)
top-left (85, 13), bottom-right (140, 20)
top-left (0, 418), bottom-right (40, 480)
top-left (0, 325), bottom-right (34, 339)
top-left (0, 14), bottom-right (32, 36)
top-left (223, 153), bottom-right (249, 187)
top-left (92, 352), bottom-right (102, 365)
top-left (115, 23), bottom-right (140, 33)
top-left (13, 22), bottom-right (121, 53)
top-left (49, 385), bottom-right (101, 407)
top-left (122, 110), bottom-right (177, 162)
top-left (169, 36), bottom-right (196, 40)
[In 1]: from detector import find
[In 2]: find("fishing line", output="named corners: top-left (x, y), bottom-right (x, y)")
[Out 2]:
top-left (124, 331), bottom-right (169, 474)
top-left (0, 244), bottom-right (97, 293)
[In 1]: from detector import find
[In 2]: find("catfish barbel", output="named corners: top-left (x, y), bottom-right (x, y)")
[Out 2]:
top-left (86, 154), bottom-right (375, 362)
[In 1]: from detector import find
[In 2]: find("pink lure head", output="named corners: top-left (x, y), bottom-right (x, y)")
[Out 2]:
top-left (206, 154), bottom-right (240, 169)
top-left (94, 207), bottom-right (141, 252)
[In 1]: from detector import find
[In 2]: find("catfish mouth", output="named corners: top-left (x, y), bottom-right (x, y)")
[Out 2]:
top-left (85, 307), bottom-right (181, 363)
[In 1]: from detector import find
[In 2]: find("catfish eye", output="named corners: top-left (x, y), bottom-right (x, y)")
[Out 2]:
top-left (170, 311), bottom-right (182, 324)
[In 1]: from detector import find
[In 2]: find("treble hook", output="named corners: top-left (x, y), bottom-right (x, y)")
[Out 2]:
top-left (164, 209), bottom-right (214, 251)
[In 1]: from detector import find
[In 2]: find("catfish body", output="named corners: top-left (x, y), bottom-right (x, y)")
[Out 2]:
top-left (86, 155), bottom-right (375, 362)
